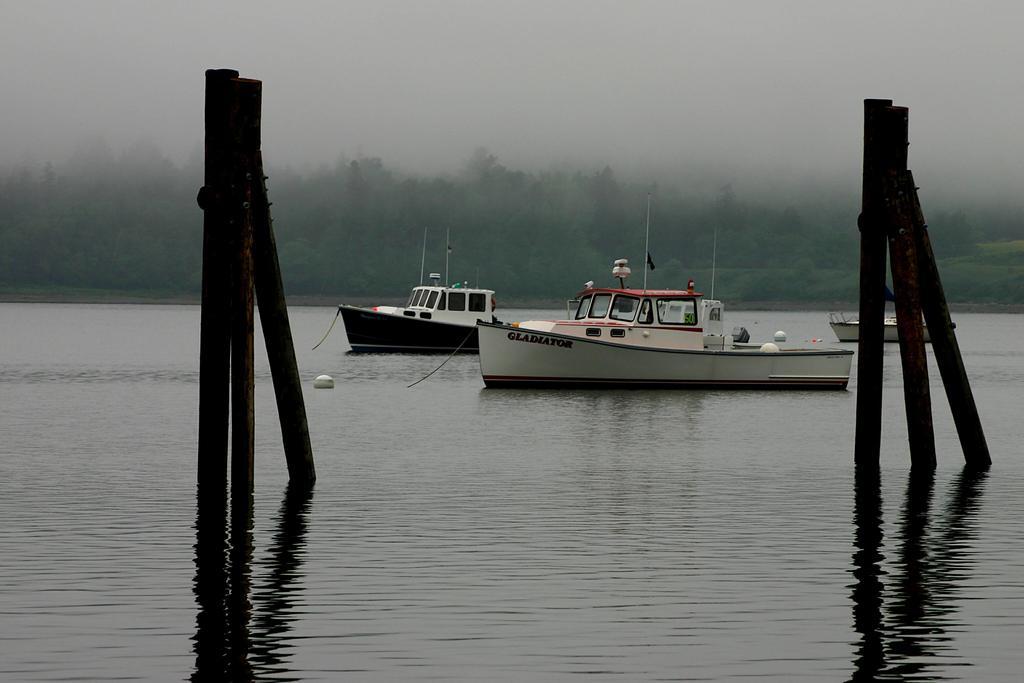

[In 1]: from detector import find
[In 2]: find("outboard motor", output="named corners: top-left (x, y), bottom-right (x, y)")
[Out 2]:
top-left (731, 326), bottom-right (750, 343)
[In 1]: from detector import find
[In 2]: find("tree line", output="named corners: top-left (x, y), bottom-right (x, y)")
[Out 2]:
top-left (2, 145), bottom-right (1021, 303)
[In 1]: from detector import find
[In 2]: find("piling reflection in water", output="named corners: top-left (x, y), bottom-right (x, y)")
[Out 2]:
top-left (192, 482), bottom-right (314, 682)
top-left (849, 467), bottom-right (988, 681)
top-left (249, 483), bottom-right (315, 680)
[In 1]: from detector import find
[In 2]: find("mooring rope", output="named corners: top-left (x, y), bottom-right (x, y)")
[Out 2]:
top-left (407, 327), bottom-right (476, 388)
top-left (312, 306), bottom-right (342, 350)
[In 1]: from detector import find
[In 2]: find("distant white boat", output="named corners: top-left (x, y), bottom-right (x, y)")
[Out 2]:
top-left (477, 259), bottom-right (853, 389)
top-left (828, 312), bottom-right (935, 343)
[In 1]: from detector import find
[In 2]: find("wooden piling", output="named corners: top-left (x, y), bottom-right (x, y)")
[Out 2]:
top-left (228, 78), bottom-right (262, 518)
top-left (884, 171), bottom-right (935, 468)
top-left (855, 100), bottom-right (907, 464)
top-left (199, 69), bottom-right (315, 500)
top-left (907, 181), bottom-right (992, 469)
top-left (252, 152), bottom-right (317, 484)
top-left (197, 69), bottom-right (240, 499)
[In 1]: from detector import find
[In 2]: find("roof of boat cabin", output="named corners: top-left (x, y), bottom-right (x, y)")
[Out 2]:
top-left (575, 287), bottom-right (704, 298)
top-left (409, 284), bottom-right (495, 294)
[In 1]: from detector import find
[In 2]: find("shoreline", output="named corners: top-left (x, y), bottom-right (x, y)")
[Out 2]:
top-left (2, 291), bottom-right (1022, 313)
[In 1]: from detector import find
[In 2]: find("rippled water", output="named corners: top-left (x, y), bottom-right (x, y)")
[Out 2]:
top-left (1, 303), bottom-right (1023, 681)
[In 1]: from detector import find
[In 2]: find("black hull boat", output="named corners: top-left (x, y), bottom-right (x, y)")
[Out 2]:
top-left (340, 305), bottom-right (481, 353)
top-left (338, 276), bottom-right (496, 353)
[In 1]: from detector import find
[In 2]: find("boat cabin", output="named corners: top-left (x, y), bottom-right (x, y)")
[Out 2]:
top-left (398, 283), bottom-right (496, 325)
top-left (516, 259), bottom-right (727, 350)
top-left (560, 285), bottom-right (724, 348)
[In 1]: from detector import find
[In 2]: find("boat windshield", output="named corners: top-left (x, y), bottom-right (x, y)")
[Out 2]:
top-left (407, 288), bottom-right (420, 307)
top-left (413, 289), bottom-right (427, 307)
top-left (590, 293), bottom-right (612, 318)
top-left (426, 290), bottom-right (439, 309)
top-left (609, 295), bottom-right (639, 322)
top-left (657, 298), bottom-right (697, 325)
top-left (573, 295), bottom-right (592, 320)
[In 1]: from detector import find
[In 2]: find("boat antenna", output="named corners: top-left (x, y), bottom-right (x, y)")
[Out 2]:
top-left (445, 227), bottom-right (451, 286)
top-left (419, 227), bottom-right (428, 285)
top-left (710, 224), bottom-right (717, 300)
top-left (642, 193), bottom-right (652, 291)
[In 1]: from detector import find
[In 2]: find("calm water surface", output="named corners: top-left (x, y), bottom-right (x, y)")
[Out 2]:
top-left (1, 303), bottom-right (1022, 681)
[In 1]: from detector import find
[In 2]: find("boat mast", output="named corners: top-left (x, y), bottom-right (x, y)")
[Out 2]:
top-left (445, 227), bottom-right (451, 285)
top-left (642, 193), bottom-right (651, 291)
top-left (711, 225), bottom-right (717, 300)
top-left (419, 227), bottom-right (428, 285)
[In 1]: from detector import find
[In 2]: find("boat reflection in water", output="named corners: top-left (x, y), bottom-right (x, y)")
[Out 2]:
top-left (849, 467), bottom-right (988, 681)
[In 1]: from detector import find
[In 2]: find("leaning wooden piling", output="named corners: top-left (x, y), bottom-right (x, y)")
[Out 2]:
top-left (884, 171), bottom-right (935, 469)
top-left (906, 178), bottom-right (991, 468)
top-left (252, 151), bottom-right (316, 483)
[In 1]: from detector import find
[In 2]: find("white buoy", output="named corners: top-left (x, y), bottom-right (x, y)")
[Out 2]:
top-left (759, 342), bottom-right (780, 353)
top-left (774, 330), bottom-right (787, 342)
top-left (313, 374), bottom-right (335, 389)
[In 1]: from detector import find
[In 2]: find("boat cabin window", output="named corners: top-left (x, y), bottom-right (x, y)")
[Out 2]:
top-left (448, 291), bottom-right (466, 311)
top-left (414, 289), bottom-right (428, 308)
top-left (709, 307), bottom-right (720, 321)
top-left (590, 293), bottom-right (612, 318)
top-left (437, 292), bottom-right (446, 310)
top-left (425, 290), bottom-right (439, 309)
top-left (657, 298), bottom-right (697, 325)
top-left (573, 295), bottom-right (592, 320)
top-left (638, 299), bottom-right (653, 324)
top-left (469, 292), bottom-right (486, 312)
top-left (407, 288), bottom-right (420, 307)
top-left (609, 295), bottom-right (639, 322)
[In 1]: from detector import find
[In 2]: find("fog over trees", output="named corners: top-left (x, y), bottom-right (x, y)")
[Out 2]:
top-left (3, 145), bottom-right (1023, 303)
top-left (3, 2), bottom-right (1024, 302)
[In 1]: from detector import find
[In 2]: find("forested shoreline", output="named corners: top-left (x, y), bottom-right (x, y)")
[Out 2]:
top-left (3, 145), bottom-right (1024, 304)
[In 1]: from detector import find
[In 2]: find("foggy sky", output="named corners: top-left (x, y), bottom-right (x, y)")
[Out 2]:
top-left (3, 1), bottom-right (1024, 197)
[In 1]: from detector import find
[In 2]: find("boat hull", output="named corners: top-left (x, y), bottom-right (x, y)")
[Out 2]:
top-left (478, 322), bottom-right (853, 389)
top-left (829, 322), bottom-right (930, 343)
top-left (340, 305), bottom-right (479, 353)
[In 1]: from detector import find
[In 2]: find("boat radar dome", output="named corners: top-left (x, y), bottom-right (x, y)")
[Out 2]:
top-left (428, 272), bottom-right (441, 283)
top-left (612, 259), bottom-right (631, 287)
top-left (584, 280), bottom-right (595, 289)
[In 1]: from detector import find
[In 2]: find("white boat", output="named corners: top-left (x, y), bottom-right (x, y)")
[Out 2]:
top-left (339, 273), bottom-right (496, 353)
top-left (828, 312), bottom-right (933, 343)
top-left (477, 259), bottom-right (853, 389)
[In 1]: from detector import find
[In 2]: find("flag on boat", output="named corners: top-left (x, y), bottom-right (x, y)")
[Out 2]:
top-left (646, 252), bottom-right (656, 270)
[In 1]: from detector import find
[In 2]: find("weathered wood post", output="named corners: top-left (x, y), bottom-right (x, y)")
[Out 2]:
top-left (252, 152), bottom-right (316, 483)
top-left (198, 69), bottom-right (316, 494)
top-left (855, 99), bottom-right (989, 470)
top-left (907, 182), bottom-right (991, 469)
top-left (197, 69), bottom-right (239, 502)
top-left (885, 170), bottom-right (936, 468)
top-left (855, 100), bottom-right (907, 464)
top-left (229, 77), bottom-right (261, 522)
